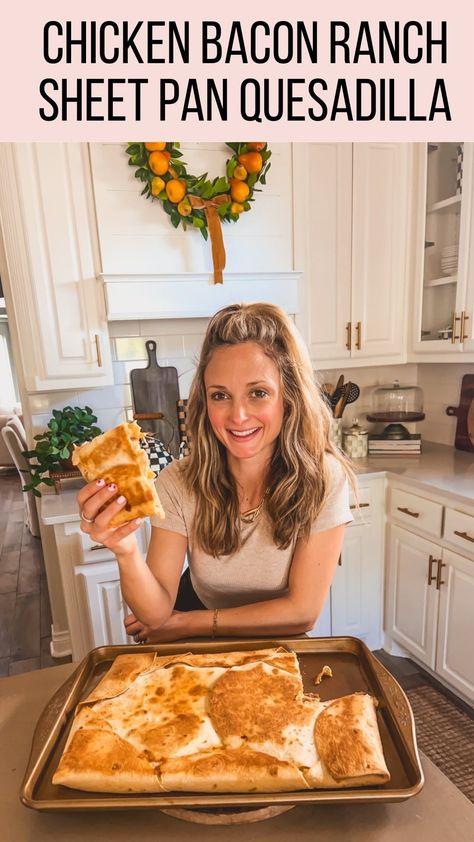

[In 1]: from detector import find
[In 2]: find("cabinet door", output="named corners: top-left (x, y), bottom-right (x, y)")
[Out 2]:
top-left (0, 143), bottom-right (113, 390)
top-left (351, 144), bottom-right (409, 360)
top-left (436, 549), bottom-right (474, 701)
top-left (331, 522), bottom-right (383, 650)
top-left (385, 525), bottom-right (439, 668)
top-left (75, 561), bottom-right (129, 651)
top-left (411, 143), bottom-right (474, 358)
top-left (295, 143), bottom-right (352, 362)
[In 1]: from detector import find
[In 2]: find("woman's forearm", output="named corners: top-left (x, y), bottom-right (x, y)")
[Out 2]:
top-left (184, 596), bottom-right (315, 638)
top-left (115, 546), bottom-right (173, 627)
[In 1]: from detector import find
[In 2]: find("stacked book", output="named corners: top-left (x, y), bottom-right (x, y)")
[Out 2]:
top-left (368, 434), bottom-right (421, 455)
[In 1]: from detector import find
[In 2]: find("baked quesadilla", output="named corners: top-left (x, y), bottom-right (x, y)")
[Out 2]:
top-left (52, 647), bottom-right (390, 794)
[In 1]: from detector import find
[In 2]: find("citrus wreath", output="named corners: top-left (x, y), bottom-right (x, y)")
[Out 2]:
top-left (125, 142), bottom-right (272, 283)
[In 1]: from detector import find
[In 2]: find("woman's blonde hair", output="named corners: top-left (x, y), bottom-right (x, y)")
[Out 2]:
top-left (181, 303), bottom-right (354, 555)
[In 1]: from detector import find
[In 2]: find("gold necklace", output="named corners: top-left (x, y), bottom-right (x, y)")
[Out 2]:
top-left (240, 489), bottom-right (269, 524)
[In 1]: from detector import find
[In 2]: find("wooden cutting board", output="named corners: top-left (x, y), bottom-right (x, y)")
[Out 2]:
top-left (446, 374), bottom-right (474, 452)
top-left (130, 340), bottom-right (180, 456)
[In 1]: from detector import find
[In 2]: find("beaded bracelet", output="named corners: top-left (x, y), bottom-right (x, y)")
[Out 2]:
top-left (211, 608), bottom-right (219, 639)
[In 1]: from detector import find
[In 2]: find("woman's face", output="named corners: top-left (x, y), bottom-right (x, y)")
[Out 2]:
top-left (204, 342), bottom-right (285, 465)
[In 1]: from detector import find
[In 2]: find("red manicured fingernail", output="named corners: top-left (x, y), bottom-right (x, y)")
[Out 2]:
top-left (96, 479), bottom-right (105, 487)
top-left (117, 495), bottom-right (126, 504)
top-left (108, 483), bottom-right (116, 491)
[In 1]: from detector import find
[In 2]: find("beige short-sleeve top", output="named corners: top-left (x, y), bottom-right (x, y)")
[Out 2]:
top-left (151, 454), bottom-right (353, 609)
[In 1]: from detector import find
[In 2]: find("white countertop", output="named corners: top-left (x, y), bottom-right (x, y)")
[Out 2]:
top-left (352, 440), bottom-right (474, 506)
top-left (40, 441), bottom-right (474, 526)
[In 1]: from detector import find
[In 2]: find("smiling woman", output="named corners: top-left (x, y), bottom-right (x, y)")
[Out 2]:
top-left (78, 303), bottom-right (355, 644)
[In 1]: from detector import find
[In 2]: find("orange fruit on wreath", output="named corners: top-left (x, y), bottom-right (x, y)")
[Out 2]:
top-left (231, 202), bottom-right (244, 214)
top-left (151, 176), bottom-right (165, 196)
top-left (166, 179), bottom-right (187, 204)
top-left (233, 164), bottom-right (248, 181)
top-left (246, 142), bottom-right (266, 151)
top-left (238, 152), bottom-right (263, 173)
top-left (145, 142), bottom-right (167, 151)
top-left (178, 199), bottom-right (192, 217)
top-left (230, 179), bottom-right (250, 203)
top-left (149, 150), bottom-right (170, 176)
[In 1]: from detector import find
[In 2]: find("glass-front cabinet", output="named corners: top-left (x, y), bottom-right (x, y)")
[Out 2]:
top-left (414, 142), bottom-right (474, 354)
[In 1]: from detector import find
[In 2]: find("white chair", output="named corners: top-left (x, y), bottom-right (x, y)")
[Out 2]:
top-left (1, 418), bottom-right (41, 537)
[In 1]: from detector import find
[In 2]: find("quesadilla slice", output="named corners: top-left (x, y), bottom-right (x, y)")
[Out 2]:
top-left (160, 748), bottom-right (311, 793)
top-left (72, 421), bottom-right (165, 526)
top-left (308, 693), bottom-right (390, 787)
top-left (52, 729), bottom-right (163, 793)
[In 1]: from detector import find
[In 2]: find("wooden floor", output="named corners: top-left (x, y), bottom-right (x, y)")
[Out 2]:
top-left (0, 472), bottom-right (71, 676)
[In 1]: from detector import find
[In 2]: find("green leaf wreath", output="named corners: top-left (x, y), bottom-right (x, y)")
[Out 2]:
top-left (125, 142), bottom-right (272, 240)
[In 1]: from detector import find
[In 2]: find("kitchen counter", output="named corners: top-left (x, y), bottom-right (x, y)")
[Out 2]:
top-left (352, 440), bottom-right (474, 505)
top-left (1, 663), bottom-right (473, 842)
top-left (41, 441), bottom-right (474, 527)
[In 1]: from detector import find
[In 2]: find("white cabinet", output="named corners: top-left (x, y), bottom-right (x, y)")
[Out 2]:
top-left (410, 142), bottom-right (474, 360)
top-left (386, 525), bottom-right (439, 668)
top-left (436, 549), bottom-right (474, 700)
top-left (295, 143), bottom-right (410, 367)
top-left (0, 143), bottom-right (113, 390)
top-left (75, 561), bottom-right (129, 651)
top-left (385, 482), bottom-right (474, 703)
top-left (310, 477), bottom-right (385, 650)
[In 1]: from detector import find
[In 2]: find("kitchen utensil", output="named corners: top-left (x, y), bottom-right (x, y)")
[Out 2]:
top-left (322, 382), bottom-right (335, 397)
top-left (446, 373), bottom-right (474, 452)
top-left (335, 373), bottom-right (345, 392)
top-left (20, 637), bottom-right (423, 812)
top-left (330, 382), bottom-right (360, 408)
top-left (333, 381), bottom-right (352, 418)
top-left (130, 340), bottom-right (180, 456)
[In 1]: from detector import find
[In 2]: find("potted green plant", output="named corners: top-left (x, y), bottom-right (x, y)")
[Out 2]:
top-left (22, 406), bottom-right (102, 496)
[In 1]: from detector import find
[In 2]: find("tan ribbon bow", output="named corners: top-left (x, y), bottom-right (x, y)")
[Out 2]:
top-left (187, 193), bottom-right (231, 284)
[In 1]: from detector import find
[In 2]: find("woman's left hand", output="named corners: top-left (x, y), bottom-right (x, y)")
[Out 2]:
top-left (124, 611), bottom-right (189, 643)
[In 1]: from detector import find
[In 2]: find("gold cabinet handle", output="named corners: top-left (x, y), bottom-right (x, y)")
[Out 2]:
top-left (355, 321), bottom-right (362, 350)
top-left (427, 554), bottom-right (437, 586)
top-left (350, 503), bottom-right (370, 509)
top-left (94, 334), bottom-right (103, 367)
top-left (454, 529), bottom-right (474, 544)
top-left (460, 311), bottom-right (470, 342)
top-left (397, 506), bottom-right (420, 518)
top-left (451, 312), bottom-right (460, 343)
top-left (436, 559), bottom-right (446, 590)
top-left (346, 322), bottom-right (352, 351)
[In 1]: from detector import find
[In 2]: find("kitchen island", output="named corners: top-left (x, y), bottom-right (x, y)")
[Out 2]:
top-left (1, 662), bottom-right (473, 842)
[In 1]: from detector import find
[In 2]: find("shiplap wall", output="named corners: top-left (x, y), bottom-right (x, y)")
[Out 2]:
top-left (89, 143), bottom-right (293, 276)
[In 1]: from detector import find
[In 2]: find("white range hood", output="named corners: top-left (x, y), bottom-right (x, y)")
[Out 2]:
top-left (102, 272), bottom-right (301, 321)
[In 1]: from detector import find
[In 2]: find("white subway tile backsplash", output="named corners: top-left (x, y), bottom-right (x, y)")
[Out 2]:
top-left (138, 335), bottom-right (185, 358)
top-left (27, 392), bottom-right (80, 414)
top-left (77, 385), bottom-right (132, 410)
top-left (94, 407), bottom-right (128, 431)
top-left (108, 320), bottom-right (140, 337)
top-left (182, 333), bottom-right (204, 359)
top-left (114, 337), bottom-right (150, 361)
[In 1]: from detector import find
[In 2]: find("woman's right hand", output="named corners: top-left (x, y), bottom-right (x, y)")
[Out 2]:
top-left (77, 479), bottom-right (142, 556)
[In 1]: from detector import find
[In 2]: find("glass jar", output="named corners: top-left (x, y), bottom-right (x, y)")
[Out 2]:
top-left (343, 420), bottom-right (368, 458)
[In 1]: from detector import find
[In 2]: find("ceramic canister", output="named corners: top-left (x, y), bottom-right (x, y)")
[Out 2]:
top-left (343, 420), bottom-right (368, 458)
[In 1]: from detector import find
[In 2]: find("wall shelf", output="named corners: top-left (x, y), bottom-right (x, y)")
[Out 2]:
top-left (427, 194), bottom-right (462, 214)
top-left (424, 276), bottom-right (457, 288)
